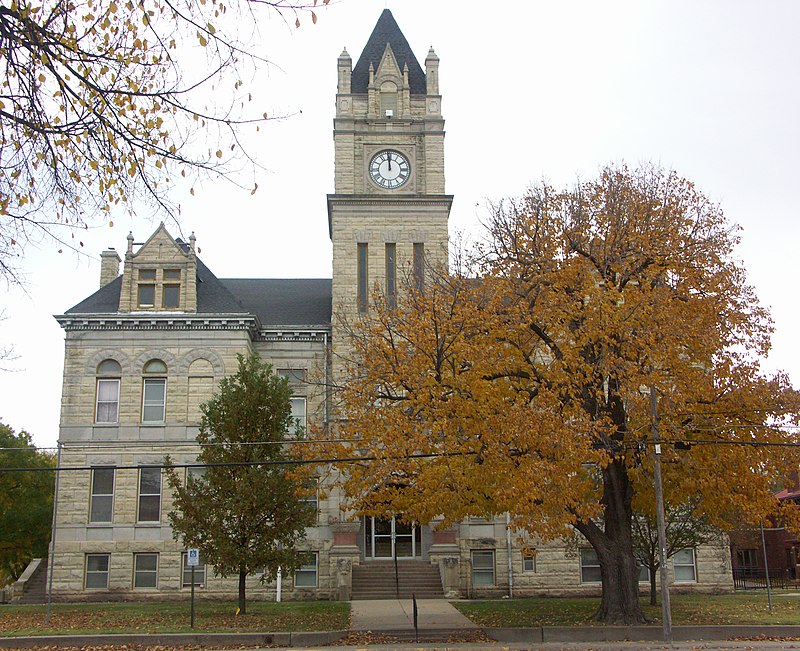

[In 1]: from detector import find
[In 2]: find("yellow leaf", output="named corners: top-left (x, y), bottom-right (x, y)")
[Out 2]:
top-left (198, 33), bottom-right (207, 46)
top-left (215, 150), bottom-right (222, 159)
top-left (207, 22), bottom-right (216, 34)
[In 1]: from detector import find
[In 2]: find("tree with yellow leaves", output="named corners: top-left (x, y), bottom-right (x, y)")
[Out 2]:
top-left (321, 164), bottom-right (800, 624)
top-left (0, 0), bottom-right (327, 282)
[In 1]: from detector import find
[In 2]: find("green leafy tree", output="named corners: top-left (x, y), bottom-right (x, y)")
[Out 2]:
top-left (631, 501), bottom-right (718, 606)
top-left (0, 422), bottom-right (55, 582)
top-left (166, 352), bottom-right (316, 614)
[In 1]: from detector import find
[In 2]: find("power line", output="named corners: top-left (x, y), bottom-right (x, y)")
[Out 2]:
top-left (0, 450), bottom-right (476, 474)
top-left (0, 437), bottom-right (361, 452)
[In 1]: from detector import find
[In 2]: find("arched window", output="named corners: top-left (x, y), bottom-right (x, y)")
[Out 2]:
top-left (142, 359), bottom-right (167, 423)
top-left (380, 81), bottom-right (398, 117)
top-left (95, 359), bottom-right (121, 424)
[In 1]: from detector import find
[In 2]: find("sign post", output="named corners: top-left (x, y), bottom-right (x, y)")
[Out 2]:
top-left (187, 548), bottom-right (200, 628)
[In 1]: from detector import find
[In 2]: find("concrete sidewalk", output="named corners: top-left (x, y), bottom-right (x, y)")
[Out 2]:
top-left (350, 598), bottom-right (478, 631)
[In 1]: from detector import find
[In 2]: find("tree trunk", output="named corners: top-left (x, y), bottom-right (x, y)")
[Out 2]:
top-left (649, 566), bottom-right (657, 606)
top-left (238, 570), bottom-right (247, 615)
top-left (576, 458), bottom-right (647, 625)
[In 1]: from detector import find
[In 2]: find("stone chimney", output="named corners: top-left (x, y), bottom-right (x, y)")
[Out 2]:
top-left (100, 248), bottom-right (121, 288)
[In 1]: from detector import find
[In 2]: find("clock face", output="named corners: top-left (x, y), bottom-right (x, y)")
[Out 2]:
top-left (369, 150), bottom-right (410, 189)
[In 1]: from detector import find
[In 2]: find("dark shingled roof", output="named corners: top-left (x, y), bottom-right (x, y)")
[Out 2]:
top-left (66, 275), bottom-right (124, 313)
top-left (221, 279), bottom-right (332, 327)
top-left (64, 236), bottom-right (332, 327)
top-left (65, 257), bottom-right (246, 315)
top-left (352, 9), bottom-right (426, 95)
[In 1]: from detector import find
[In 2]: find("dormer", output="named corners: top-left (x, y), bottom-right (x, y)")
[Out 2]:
top-left (118, 223), bottom-right (198, 313)
top-left (368, 43), bottom-right (409, 119)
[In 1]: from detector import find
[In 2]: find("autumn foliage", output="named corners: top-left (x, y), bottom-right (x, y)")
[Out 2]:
top-left (319, 164), bottom-right (800, 624)
top-left (0, 0), bottom-right (328, 280)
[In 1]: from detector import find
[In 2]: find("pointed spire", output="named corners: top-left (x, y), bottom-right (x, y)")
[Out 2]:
top-left (426, 46), bottom-right (440, 95)
top-left (352, 9), bottom-right (426, 94)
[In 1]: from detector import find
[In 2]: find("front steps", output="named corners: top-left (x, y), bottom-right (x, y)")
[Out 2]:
top-left (351, 560), bottom-right (444, 600)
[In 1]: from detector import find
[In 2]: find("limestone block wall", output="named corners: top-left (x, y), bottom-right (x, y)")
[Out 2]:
top-left (450, 519), bottom-right (734, 599)
top-left (52, 324), bottom-right (340, 600)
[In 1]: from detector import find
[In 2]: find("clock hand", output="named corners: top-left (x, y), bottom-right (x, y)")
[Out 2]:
top-left (387, 152), bottom-right (392, 171)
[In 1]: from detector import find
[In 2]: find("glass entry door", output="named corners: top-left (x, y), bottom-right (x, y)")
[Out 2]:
top-left (365, 516), bottom-right (421, 559)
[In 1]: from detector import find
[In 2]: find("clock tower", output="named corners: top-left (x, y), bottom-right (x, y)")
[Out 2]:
top-left (328, 9), bottom-right (452, 344)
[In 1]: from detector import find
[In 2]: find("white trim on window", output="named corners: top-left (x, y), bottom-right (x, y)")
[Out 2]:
top-left (89, 467), bottom-right (114, 523)
top-left (580, 548), bottom-right (601, 583)
top-left (471, 549), bottom-right (495, 586)
top-left (137, 467), bottom-right (161, 523)
top-left (133, 552), bottom-right (159, 588)
top-left (294, 552), bottom-right (318, 588)
top-left (85, 553), bottom-right (110, 589)
top-left (673, 548), bottom-right (697, 583)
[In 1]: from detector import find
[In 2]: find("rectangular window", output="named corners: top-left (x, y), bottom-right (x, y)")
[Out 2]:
top-left (638, 564), bottom-right (650, 583)
top-left (162, 284), bottom-right (180, 308)
top-left (385, 243), bottom-right (396, 308)
top-left (522, 550), bottom-right (536, 573)
top-left (137, 270), bottom-right (156, 308)
top-left (737, 548), bottom-right (758, 568)
top-left (137, 284), bottom-right (155, 308)
top-left (85, 554), bottom-right (110, 589)
top-left (471, 550), bottom-right (495, 586)
top-left (580, 548), bottom-right (601, 583)
top-left (95, 379), bottom-right (120, 423)
top-left (89, 467), bottom-right (114, 523)
top-left (303, 478), bottom-right (319, 520)
top-left (142, 378), bottom-right (166, 422)
top-left (357, 243), bottom-right (368, 313)
top-left (294, 552), bottom-right (318, 588)
top-left (186, 465), bottom-right (206, 484)
top-left (137, 467), bottom-right (161, 522)
top-left (182, 552), bottom-right (207, 588)
top-left (673, 548), bottom-right (697, 582)
top-left (290, 397), bottom-right (307, 431)
top-left (413, 242), bottom-right (425, 291)
top-left (278, 369), bottom-right (307, 388)
top-left (133, 553), bottom-right (158, 588)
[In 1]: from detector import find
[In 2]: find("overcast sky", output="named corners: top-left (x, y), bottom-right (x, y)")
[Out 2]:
top-left (2, 0), bottom-right (798, 449)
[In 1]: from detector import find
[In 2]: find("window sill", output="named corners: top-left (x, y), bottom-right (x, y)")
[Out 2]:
top-left (87, 522), bottom-right (113, 527)
top-left (135, 522), bottom-right (162, 527)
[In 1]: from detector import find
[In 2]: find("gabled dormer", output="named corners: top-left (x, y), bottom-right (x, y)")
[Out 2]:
top-left (118, 223), bottom-right (198, 313)
top-left (368, 43), bottom-right (409, 119)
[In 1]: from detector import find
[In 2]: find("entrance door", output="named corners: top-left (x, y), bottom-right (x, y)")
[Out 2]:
top-left (365, 516), bottom-right (421, 559)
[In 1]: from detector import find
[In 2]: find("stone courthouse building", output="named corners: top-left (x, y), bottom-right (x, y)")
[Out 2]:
top-left (50, 10), bottom-right (733, 600)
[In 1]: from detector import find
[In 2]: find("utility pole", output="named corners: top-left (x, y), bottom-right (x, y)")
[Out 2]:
top-left (45, 441), bottom-right (62, 626)
top-left (650, 386), bottom-right (673, 644)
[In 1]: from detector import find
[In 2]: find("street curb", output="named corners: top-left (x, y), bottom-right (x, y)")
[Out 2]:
top-left (2, 625), bottom-right (800, 647)
top-left (488, 624), bottom-right (800, 643)
top-left (0, 630), bottom-right (348, 648)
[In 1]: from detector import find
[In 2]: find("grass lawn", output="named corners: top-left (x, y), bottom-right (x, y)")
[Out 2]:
top-left (452, 592), bottom-right (800, 627)
top-left (0, 600), bottom-right (350, 636)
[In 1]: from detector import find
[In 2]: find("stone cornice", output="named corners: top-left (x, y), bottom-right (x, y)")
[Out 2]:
top-left (257, 328), bottom-right (330, 343)
top-left (54, 312), bottom-right (260, 333)
top-left (327, 193), bottom-right (454, 238)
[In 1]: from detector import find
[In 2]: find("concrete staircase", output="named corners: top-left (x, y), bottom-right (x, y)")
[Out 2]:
top-left (351, 560), bottom-right (444, 600)
top-left (12, 557), bottom-right (48, 604)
